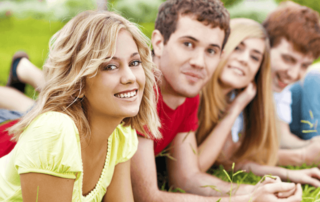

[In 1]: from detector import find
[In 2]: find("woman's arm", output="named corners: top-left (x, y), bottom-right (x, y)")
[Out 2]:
top-left (198, 82), bottom-right (257, 172)
top-left (104, 160), bottom-right (134, 202)
top-left (240, 161), bottom-right (320, 187)
top-left (198, 108), bottom-right (241, 172)
top-left (20, 173), bottom-right (75, 202)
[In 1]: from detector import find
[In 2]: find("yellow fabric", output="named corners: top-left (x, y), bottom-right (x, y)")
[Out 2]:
top-left (0, 111), bottom-right (138, 202)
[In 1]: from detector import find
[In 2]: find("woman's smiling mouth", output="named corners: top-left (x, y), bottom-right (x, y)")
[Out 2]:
top-left (114, 89), bottom-right (138, 98)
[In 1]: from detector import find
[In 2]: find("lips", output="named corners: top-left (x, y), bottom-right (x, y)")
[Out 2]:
top-left (114, 89), bottom-right (138, 98)
top-left (276, 74), bottom-right (288, 89)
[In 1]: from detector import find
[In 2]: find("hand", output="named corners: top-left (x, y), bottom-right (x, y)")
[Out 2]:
top-left (303, 139), bottom-right (320, 167)
top-left (231, 82), bottom-right (257, 112)
top-left (286, 168), bottom-right (320, 187)
top-left (251, 177), bottom-right (302, 202)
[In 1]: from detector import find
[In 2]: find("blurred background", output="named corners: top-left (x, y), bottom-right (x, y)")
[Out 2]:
top-left (0, 0), bottom-right (319, 96)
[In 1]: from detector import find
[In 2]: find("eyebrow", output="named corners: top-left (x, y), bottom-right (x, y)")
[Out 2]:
top-left (180, 36), bottom-right (221, 50)
top-left (282, 54), bottom-right (296, 62)
top-left (252, 50), bottom-right (263, 55)
top-left (240, 42), bottom-right (263, 55)
top-left (108, 52), bottom-right (139, 60)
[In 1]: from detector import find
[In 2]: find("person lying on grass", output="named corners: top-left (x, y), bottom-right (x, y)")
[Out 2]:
top-left (262, 1), bottom-right (320, 167)
top-left (0, 10), bottom-right (161, 202)
top-left (196, 18), bottom-right (320, 188)
top-left (0, 51), bottom-right (44, 156)
top-left (131, 0), bottom-right (302, 201)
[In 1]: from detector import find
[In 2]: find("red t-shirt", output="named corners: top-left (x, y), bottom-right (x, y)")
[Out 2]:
top-left (0, 120), bottom-right (18, 158)
top-left (138, 89), bottom-right (199, 155)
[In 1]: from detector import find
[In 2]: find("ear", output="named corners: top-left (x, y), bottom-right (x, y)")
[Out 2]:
top-left (78, 88), bottom-right (85, 99)
top-left (78, 92), bottom-right (85, 99)
top-left (151, 30), bottom-right (164, 57)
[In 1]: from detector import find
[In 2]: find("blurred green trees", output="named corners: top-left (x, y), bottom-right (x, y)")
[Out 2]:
top-left (275, 0), bottom-right (320, 14)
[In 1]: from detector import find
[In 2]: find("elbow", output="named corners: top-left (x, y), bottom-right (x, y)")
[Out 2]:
top-left (168, 170), bottom-right (198, 192)
top-left (132, 182), bottom-right (162, 202)
top-left (198, 160), bottom-right (208, 173)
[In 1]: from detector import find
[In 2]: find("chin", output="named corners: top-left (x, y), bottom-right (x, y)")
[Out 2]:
top-left (177, 87), bottom-right (200, 98)
top-left (122, 108), bottom-right (140, 118)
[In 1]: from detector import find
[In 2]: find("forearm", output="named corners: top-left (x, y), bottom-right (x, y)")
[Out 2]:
top-left (242, 162), bottom-right (289, 180)
top-left (174, 171), bottom-right (253, 197)
top-left (198, 109), bottom-right (240, 172)
top-left (277, 148), bottom-right (303, 166)
top-left (133, 186), bottom-right (250, 202)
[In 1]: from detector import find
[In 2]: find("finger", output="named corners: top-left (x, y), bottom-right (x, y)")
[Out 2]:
top-left (303, 177), bottom-right (320, 187)
top-left (276, 187), bottom-right (295, 198)
top-left (264, 182), bottom-right (295, 194)
top-left (309, 168), bottom-right (320, 180)
top-left (261, 176), bottom-right (277, 185)
top-left (283, 184), bottom-right (302, 202)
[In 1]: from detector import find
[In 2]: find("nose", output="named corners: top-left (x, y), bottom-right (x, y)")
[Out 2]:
top-left (238, 50), bottom-right (249, 67)
top-left (189, 49), bottom-right (205, 69)
top-left (285, 64), bottom-right (300, 81)
top-left (120, 65), bottom-right (136, 85)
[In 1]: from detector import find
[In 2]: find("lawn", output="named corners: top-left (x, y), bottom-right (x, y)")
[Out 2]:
top-left (0, 17), bottom-right (319, 201)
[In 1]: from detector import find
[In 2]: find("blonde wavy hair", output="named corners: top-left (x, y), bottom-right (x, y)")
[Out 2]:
top-left (10, 11), bottom-right (161, 140)
top-left (197, 18), bottom-right (279, 166)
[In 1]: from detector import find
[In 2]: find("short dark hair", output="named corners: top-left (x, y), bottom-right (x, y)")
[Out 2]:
top-left (155, 0), bottom-right (230, 50)
top-left (263, 1), bottom-right (320, 58)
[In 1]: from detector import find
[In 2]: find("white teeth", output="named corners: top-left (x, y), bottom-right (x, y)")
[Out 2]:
top-left (232, 67), bottom-right (244, 76)
top-left (116, 91), bottom-right (137, 98)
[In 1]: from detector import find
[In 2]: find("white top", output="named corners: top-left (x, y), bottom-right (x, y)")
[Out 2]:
top-left (273, 86), bottom-right (292, 124)
top-left (231, 112), bottom-right (244, 142)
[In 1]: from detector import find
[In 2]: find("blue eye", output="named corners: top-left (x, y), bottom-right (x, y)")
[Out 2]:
top-left (130, 60), bottom-right (142, 67)
top-left (104, 64), bottom-right (117, 71)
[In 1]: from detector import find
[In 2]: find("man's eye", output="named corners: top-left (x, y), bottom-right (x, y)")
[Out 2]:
top-left (104, 64), bottom-right (117, 71)
top-left (184, 42), bottom-right (193, 48)
top-left (302, 64), bottom-right (309, 69)
top-left (130, 60), bottom-right (142, 67)
top-left (207, 49), bottom-right (216, 55)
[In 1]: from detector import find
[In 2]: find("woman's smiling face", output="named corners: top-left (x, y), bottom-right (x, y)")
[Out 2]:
top-left (219, 37), bottom-right (265, 90)
top-left (85, 29), bottom-right (145, 120)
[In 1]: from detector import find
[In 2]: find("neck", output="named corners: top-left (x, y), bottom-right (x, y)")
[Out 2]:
top-left (83, 110), bottom-right (122, 150)
top-left (221, 85), bottom-right (234, 96)
top-left (154, 56), bottom-right (186, 110)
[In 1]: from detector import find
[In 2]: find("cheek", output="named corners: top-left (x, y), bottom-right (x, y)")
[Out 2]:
top-left (136, 68), bottom-right (146, 90)
top-left (249, 64), bottom-right (260, 79)
top-left (207, 58), bottom-right (220, 76)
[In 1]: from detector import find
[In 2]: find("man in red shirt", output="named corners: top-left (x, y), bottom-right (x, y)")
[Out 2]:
top-left (131, 0), bottom-right (302, 201)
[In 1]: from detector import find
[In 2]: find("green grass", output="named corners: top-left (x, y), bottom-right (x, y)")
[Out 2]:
top-left (0, 17), bottom-right (66, 97)
top-left (1, 17), bottom-right (320, 201)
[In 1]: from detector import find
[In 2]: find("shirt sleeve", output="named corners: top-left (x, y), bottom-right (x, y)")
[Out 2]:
top-left (178, 95), bottom-right (200, 132)
top-left (14, 112), bottom-right (82, 179)
top-left (115, 125), bottom-right (138, 164)
top-left (274, 87), bottom-right (292, 124)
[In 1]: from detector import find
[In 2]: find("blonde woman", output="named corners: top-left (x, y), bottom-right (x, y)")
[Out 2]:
top-left (197, 18), bottom-right (320, 187)
top-left (0, 11), bottom-right (160, 201)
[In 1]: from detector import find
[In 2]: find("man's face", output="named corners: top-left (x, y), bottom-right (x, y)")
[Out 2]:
top-left (154, 15), bottom-right (225, 98)
top-left (270, 38), bottom-right (314, 92)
